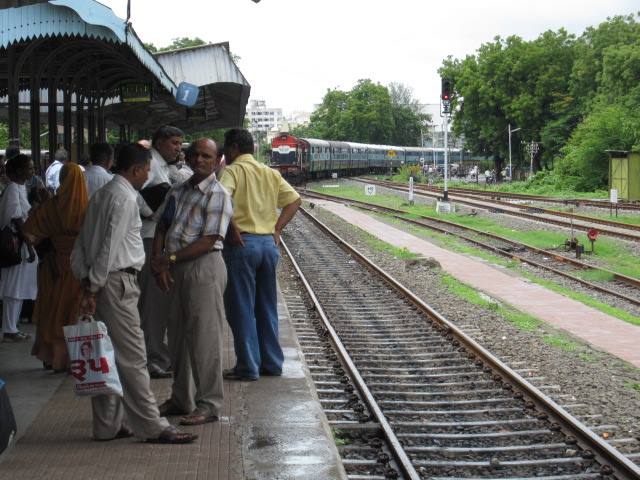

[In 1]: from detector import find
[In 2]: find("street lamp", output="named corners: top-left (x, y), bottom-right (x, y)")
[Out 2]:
top-left (508, 124), bottom-right (520, 182)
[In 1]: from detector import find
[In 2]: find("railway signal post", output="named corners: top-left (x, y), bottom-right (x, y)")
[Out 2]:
top-left (437, 78), bottom-right (452, 213)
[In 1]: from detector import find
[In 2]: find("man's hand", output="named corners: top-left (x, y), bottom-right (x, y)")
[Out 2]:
top-left (225, 222), bottom-right (245, 247)
top-left (79, 291), bottom-right (97, 315)
top-left (26, 245), bottom-right (36, 263)
top-left (155, 270), bottom-right (174, 293)
top-left (273, 229), bottom-right (282, 246)
top-left (151, 254), bottom-right (170, 275)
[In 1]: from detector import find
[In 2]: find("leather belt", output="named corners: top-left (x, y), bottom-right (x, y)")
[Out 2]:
top-left (119, 267), bottom-right (139, 275)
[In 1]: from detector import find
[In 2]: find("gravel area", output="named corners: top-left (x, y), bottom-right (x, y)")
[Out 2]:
top-left (285, 200), bottom-right (640, 449)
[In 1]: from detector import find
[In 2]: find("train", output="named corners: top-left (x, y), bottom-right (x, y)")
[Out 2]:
top-left (270, 133), bottom-right (465, 181)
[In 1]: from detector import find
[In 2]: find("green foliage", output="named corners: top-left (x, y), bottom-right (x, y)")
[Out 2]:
top-left (440, 13), bottom-right (640, 190)
top-left (303, 80), bottom-right (429, 145)
top-left (395, 165), bottom-right (424, 183)
top-left (158, 37), bottom-right (207, 52)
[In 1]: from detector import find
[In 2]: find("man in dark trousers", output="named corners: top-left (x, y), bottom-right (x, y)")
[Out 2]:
top-left (151, 139), bottom-right (232, 425)
top-left (220, 129), bottom-right (301, 381)
top-left (71, 144), bottom-right (197, 444)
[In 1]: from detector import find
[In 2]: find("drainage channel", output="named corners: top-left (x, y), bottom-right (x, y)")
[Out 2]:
top-left (279, 208), bottom-right (640, 480)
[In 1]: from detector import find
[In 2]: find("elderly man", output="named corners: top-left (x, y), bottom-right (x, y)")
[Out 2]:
top-left (138, 125), bottom-right (190, 379)
top-left (220, 129), bottom-right (301, 381)
top-left (84, 143), bottom-right (114, 197)
top-left (71, 143), bottom-right (196, 444)
top-left (151, 139), bottom-right (232, 424)
top-left (45, 148), bottom-right (69, 194)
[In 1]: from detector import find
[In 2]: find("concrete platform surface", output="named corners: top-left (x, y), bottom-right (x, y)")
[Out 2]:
top-left (316, 200), bottom-right (640, 368)
top-left (0, 291), bottom-right (345, 479)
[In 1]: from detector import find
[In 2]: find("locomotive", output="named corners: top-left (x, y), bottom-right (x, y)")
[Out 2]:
top-left (270, 133), bottom-right (460, 181)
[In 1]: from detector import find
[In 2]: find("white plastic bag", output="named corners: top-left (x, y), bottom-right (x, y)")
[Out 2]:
top-left (63, 316), bottom-right (123, 397)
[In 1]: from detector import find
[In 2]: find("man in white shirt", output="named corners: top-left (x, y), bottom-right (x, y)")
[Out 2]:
top-left (84, 143), bottom-right (114, 197)
top-left (45, 148), bottom-right (69, 194)
top-left (71, 143), bottom-right (197, 445)
top-left (138, 126), bottom-right (185, 379)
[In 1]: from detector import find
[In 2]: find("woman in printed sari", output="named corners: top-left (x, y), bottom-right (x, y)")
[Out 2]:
top-left (25, 163), bottom-right (89, 371)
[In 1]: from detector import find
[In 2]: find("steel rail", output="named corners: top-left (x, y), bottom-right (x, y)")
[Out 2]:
top-left (355, 178), bottom-right (640, 242)
top-left (371, 178), bottom-right (640, 233)
top-left (301, 189), bottom-right (640, 306)
top-left (406, 184), bottom-right (640, 211)
top-left (280, 236), bottom-right (421, 480)
top-left (294, 205), bottom-right (640, 480)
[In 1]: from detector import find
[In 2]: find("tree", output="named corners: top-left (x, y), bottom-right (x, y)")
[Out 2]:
top-left (388, 82), bottom-right (430, 146)
top-left (158, 37), bottom-right (207, 52)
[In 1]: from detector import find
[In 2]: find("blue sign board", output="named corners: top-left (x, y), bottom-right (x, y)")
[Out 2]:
top-left (175, 82), bottom-right (200, 107)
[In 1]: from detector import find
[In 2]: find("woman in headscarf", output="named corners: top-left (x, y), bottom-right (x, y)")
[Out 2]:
top-left (0, 154), bottom-right (38, 342)
top-left (25, 162), bottom-right (88, 371)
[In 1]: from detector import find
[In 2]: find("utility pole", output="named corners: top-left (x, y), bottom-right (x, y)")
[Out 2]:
top-left (508, 124), bottom-right (520, 182)
top-left (523, 140), bottom-right (540, 177)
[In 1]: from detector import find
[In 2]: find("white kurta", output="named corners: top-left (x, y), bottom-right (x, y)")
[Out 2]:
top-left (0, 182), bottom-right (38, 300)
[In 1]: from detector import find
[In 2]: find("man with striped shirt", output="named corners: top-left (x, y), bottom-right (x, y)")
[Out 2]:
top-left (150, 138), bottom-right (232, 426)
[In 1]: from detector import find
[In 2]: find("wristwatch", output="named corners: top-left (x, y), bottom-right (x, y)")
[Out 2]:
top-left (168, 254), bottom-right (177, 264)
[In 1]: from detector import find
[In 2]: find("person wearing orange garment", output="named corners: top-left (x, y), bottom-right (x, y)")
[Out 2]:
top-left (25, 163), bottom-right (88, 371)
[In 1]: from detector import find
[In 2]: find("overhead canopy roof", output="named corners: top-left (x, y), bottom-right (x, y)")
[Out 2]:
top-left (0, 0), bottom-right (250, 132)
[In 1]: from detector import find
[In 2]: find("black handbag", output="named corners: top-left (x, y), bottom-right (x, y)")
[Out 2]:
top-left (0, 224), bottom-right (22, 268)
top-left (140, 182), bottom-right (171, 212)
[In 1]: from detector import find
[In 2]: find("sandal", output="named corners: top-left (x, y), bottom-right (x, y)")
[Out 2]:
top-left (95, 427), bottom-right (134, 441)
top-left (158, 400), bottom-right (189, 417)
top-left (3, 331), bottom-right (31, 343)
top-left (146, 426), bottom-right (198, 444)
top-left (179, 413), bottom-right (218, 426)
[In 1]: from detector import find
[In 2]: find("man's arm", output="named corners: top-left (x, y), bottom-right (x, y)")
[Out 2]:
top-left (273, 198), bottom-right (301, 246)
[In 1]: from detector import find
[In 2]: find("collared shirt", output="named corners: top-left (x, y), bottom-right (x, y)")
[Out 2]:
top-left (45, 160), bottom-right (63, 192)
top-left (140, 148), bottom-right (187, 239)
top-left (71, 175), bottom-right (145, 293)
top-left (154, 171), bottom-right (232, 253)
top-left (219, 154), bottom-right (300, 234)
top-left (84, 164), bottom-right (113, 198)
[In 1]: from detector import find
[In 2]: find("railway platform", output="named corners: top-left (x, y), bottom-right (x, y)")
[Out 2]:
top-left (0, 293), bottom-right (345, 480)
top-left (315, 199), bottom-right (640, 368)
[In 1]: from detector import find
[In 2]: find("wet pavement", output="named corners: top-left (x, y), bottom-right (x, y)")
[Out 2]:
top-left (0, 291), bottom-right (346, 479)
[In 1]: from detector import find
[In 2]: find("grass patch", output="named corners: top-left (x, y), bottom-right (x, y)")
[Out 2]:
top-left (573, 269), bottom-right (615, 282)
top-left (331, 428), bottom-right (349, 446)
top-left (440, 274), bottom-right (540, 331)
top-left (625, 382), bottom-right (640, 392)
top-left (543, 334), bottom-right (581, 352)
top-left (361, 235), bottom-right (421, 260)
top-left (311, 183), bottom-right (640, 280)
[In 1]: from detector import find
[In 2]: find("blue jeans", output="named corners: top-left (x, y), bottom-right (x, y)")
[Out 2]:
top-left (223, 234), bottom-right (282, 378)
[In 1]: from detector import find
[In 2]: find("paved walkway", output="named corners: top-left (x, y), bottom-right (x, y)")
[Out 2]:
top-left (316, 200), bottom-right (640, 368)
top-left (0, 293), bottom-right (345, 480)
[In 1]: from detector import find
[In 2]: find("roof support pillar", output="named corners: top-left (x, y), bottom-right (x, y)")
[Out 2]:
top-left (29, 73), bottom-right (41, 170)
top-left (7, 46), bottom-right (20, 146)
top-left (87, 97), bottom-right (96, 146)
top-left (63, 89), bottom-right (72, 153)
top-left (48, 85), bottom-right (58, 160)
top-left (97, 98), bottom-right (106, 142)
top-left (76, 95), bottom-right (85, 154)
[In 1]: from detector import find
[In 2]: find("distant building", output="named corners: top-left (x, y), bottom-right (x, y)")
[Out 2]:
top-left (418, 103), bottom-right (461, 149)
top-left (246, 99), bottom-right (284, 134)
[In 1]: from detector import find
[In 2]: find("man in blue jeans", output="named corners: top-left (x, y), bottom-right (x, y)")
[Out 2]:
top-left (220, 129), bottom-right (301, 381)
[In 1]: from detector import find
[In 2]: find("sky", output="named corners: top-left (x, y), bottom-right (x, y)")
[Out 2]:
top-left (101, 0), bottom-right (638, 114)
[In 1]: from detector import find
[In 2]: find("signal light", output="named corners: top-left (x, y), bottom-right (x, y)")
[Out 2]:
top-left (441, 78), bottom-right (452, 102)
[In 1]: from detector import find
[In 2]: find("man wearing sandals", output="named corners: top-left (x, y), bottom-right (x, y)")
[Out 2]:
top-left (151, 138), bottom-right (232, 426)
top-left (71, 144), bottom-right (197, 444)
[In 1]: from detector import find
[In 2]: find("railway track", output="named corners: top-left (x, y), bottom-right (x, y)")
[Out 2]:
top-left (280, 209), bottom-right (640, 479)
top-left (399, 184), bottom-right (640, 212)
top-left (300, 189), bottom-right (640, 310)
top-left (354, 178), bottom-right (640, 243)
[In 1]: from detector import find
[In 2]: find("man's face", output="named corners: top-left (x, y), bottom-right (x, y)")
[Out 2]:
top-left (131, 162), bottom-right (151, 190)
top-left (187, 140), bottom-right (218, 179)
top-left (155, 135), bottom-right (183, 164)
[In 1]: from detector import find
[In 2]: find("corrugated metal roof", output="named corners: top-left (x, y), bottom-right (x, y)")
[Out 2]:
top-left (0, 0), bottom-right (176, 96)
top-left (154, 43), bottom-right (249, 89)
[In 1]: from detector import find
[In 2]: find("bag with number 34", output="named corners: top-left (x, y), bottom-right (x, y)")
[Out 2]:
top-left (63, 316), bottom-right (123, 397)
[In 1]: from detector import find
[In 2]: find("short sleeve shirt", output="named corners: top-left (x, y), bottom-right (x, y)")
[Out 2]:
top-left (219, 154), bottom-right (300, 234)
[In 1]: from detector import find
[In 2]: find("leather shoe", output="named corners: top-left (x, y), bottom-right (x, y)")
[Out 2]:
top-left (158, 400), bottom-right (189, 417)
top-left (149, 365), bottom-right (172, 379)
top-left (260, 368), bottom-right (282, 377)
top-left (222, 368), bottom-right (257, 381)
